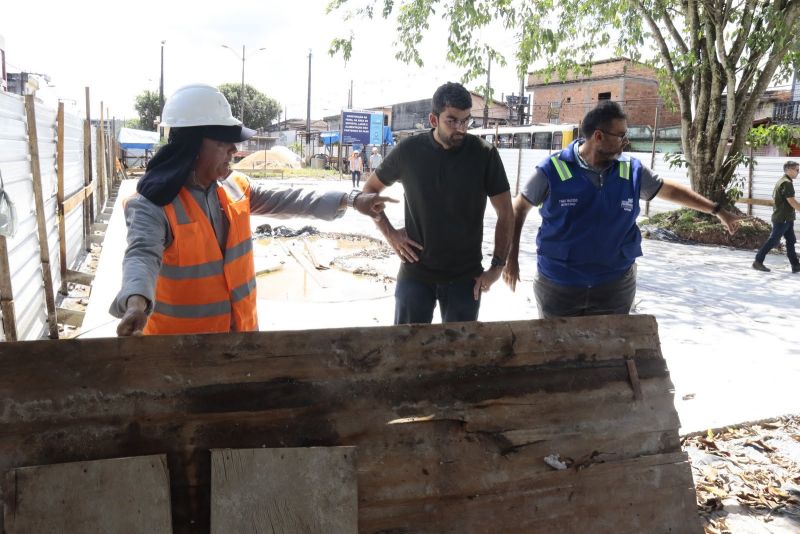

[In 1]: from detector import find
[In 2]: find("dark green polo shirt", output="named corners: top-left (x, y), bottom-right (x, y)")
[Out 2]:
top-left (772, 175), bottom-right (796, 224)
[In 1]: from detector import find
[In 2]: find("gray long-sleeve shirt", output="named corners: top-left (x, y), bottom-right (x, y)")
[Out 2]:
top-left (109, 179), bottom-right (346, 318)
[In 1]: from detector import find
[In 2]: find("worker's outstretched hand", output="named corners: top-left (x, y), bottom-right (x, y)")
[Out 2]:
top-left (117, 295), bottom-right (148, 337)
top-left (716, 210), bottom-right (743, 235)
top-left (502, 256), bottom-right (521, 291)
top-left (385, 227), bottom-right (423, 263)
top-left (473, 266), bottom-right (503, 300)
top-left (353, 193), bottom-right (398, 219)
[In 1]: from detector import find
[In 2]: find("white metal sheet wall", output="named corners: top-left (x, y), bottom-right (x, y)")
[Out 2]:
top-left (0, 92), bottom-right (47, 340)
top-left (63, 112), bottom-right (87, 268)
top-left (0, 93), bottom-right (92, 340)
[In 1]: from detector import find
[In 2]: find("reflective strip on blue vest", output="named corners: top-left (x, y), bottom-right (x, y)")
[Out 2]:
top-left (619, 161), bottom-right (631, 180)
top-left (550, 156), bottom-right (573, 181)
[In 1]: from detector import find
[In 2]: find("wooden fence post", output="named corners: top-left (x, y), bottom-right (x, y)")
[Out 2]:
top-left (0, 236), bottom-right (18, 341)
top-left (96, 104), bottom-right (106, 210)
top-left (24, 95), bottom-right (59, 339)
top-left (84, 87), bottom-right (94, 251)
top-left (57, 103), bottom-right (68, 295)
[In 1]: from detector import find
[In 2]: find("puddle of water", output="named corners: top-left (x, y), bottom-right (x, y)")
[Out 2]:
top-left (253, 236), bottom-right (392, 303)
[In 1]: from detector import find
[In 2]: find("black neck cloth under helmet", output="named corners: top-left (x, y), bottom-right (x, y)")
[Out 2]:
top-left (136, 125), bottom-right (246, 206)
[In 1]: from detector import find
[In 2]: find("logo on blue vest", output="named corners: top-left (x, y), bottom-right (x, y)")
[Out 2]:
top-left (621, 198), bottom-right (634, 212)
top-left (559, 198), bottom-right (579, 208)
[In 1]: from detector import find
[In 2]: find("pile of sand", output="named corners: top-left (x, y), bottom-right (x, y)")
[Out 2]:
top-left (234, 148), bottom-right (301, 170)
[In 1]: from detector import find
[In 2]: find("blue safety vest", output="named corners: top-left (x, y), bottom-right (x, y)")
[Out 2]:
top-left (536, 141), bottom-right (643, 286)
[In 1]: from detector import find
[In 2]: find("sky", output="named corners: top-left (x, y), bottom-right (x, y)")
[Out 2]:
top-left (2, 0), bottom-right (525, 124)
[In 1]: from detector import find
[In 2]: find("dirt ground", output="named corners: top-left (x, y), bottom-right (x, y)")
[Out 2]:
top-left (683, 416), bottom-right (800, 533)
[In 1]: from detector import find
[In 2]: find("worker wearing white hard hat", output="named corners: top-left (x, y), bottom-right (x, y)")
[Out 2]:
top-left (112, 84), bottom-right (397, 336)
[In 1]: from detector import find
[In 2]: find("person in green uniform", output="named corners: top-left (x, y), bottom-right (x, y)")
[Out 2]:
top-left (753, 160), bottom-right (800, 273)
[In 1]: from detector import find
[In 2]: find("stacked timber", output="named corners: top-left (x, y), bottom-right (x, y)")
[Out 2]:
top-left (0, 315), bottom-right (701, 533)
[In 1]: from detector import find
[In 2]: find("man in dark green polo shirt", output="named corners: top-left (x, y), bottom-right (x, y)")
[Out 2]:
top-left (753, 160), bottom-right (800, 273)
top-left (362, 82), bottom-right (514, 324)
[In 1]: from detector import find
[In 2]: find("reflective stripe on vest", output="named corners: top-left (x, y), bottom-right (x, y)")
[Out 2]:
top-left (144, 173), bottom-right (257, 335)
top-left (619, 161), bottom-right (631, 180)
top-left (550, 156), bottom-right (573, 181)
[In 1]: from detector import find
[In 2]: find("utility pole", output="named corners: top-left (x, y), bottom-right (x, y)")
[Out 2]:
top-left (159, 41), bottom-right (165, 120)
top-left (240, 45), bottom-right (246, 123)
top-left (306, 49), bottom-right (312, 144)
top-left (222, 44), bottom-right (267, 124)
top-left (518, 72), bottom-right (526, 126)
top-left (483, 56), bottom-right (491, 127)
top-left (348, 79), bottom-right (353, 108)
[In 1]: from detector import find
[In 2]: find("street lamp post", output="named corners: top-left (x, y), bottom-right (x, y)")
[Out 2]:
top-left (222, 44), bottom-right (266, 124)
top-left (306, 49), bottom-right (312, 144)
top-left (159, 40), bottom-right (165, 118)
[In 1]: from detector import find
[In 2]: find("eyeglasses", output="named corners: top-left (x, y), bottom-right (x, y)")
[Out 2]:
top-left (598, 128), bottom-right (628, 141)
top-left (441, 116), bottom-right (473, 129)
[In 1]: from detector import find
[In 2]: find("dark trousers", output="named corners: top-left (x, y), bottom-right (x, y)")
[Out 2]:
top-left (534, 264), bottom-right (637, 319)
top-left (755, 221), bottom-right (798, 266)
top-left (394, 276), bottom-right (481, 325)
top-left (351, 171), bottom-right (362, 188)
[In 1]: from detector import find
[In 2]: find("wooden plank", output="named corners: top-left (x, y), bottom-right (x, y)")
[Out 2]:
top-left (83, 88), bottom-right (94, 252)
top-left (56, 307), bottom-right (84, 327)
top-left (57, 102), bottom-right (68, 294)
top-left (736, 197), bottom-right (773, 206)
top-left (0, 316), bottom-right (701, 533)
top-left (211, 447), bottom-right (357, 534)
top-left (0, 236), bottom-right (17, 341)
top-left (64, 269), bottom-right (94, 286)
top-left (3, 455), bottom-right (172, 534)
top-left (24, 95), bottom-right (59, 339)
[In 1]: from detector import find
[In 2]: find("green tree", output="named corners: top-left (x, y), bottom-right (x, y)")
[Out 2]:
top-left (133, 89), bottom-right (160, 132)
top-left (328, 0), bottom-right (800, 206)
top-left (218, 83), bottom-right (282, 131)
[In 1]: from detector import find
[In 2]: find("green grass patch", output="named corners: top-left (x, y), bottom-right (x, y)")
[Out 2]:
top-left (642, 208), bottom-right (771, 249)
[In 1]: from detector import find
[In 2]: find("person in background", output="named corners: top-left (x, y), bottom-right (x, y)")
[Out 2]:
top-left (349, 149), bottom-right (363, 188)
top-left (112, 84), bottom-right (394, 336)
top-left (752, 160), bottom-right (800, 273)
top-left (368, 146), bottom-right (383, 174)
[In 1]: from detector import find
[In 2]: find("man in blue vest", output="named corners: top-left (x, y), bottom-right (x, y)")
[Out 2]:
top-left (503, 100), bottom-right (739, 318)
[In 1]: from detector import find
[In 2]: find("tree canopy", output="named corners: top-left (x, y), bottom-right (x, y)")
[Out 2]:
top-left (328, 0), bottom-right (800, 204)
top-left (132, 89), bottom-right (160, 132)
top-left (218, 83), bottom-right (282, 131)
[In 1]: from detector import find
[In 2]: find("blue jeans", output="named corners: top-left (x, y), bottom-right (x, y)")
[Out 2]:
top-left (755, 221), bottom-right (798, 266)
top-left (394, 276), bottom-right (481, 325)
top-left (351, 171), bottom-right (362, 188)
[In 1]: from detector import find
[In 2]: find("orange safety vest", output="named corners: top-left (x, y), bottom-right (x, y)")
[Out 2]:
top-left (144, 172), bottom-right (258, 335)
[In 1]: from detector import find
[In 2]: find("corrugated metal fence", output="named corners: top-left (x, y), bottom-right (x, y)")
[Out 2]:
top-left (499, 148), bottom-right (799, 233)
top-left (0, 91), bottom-right (117, 341)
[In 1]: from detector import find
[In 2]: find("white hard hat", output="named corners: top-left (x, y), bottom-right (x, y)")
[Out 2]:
top-left (161, 84), bottom-right (241, 128)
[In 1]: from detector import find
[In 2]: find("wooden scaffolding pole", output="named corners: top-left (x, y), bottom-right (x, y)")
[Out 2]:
top-left (83, 87), bottom-right (94, 251)
top-left (96, 103), bottom-right (106, 210)
top-left (57, 102), bottom-right (68, 295)
top-left (24, 95), bottom-right (59, 339)
top-left (0, 236), bottom-right (18, 341)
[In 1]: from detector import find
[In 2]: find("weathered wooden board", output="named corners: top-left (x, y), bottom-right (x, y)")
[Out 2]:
top-left (0, 315), bottom-right (702, 533)
top-left (3, 455), bottom-right (171, 534)
top-left (211, 447), bottom-right (357, 534)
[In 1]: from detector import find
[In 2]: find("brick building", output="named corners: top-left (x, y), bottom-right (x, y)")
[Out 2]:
top-left (526, 58), bottom-right (681, 129)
